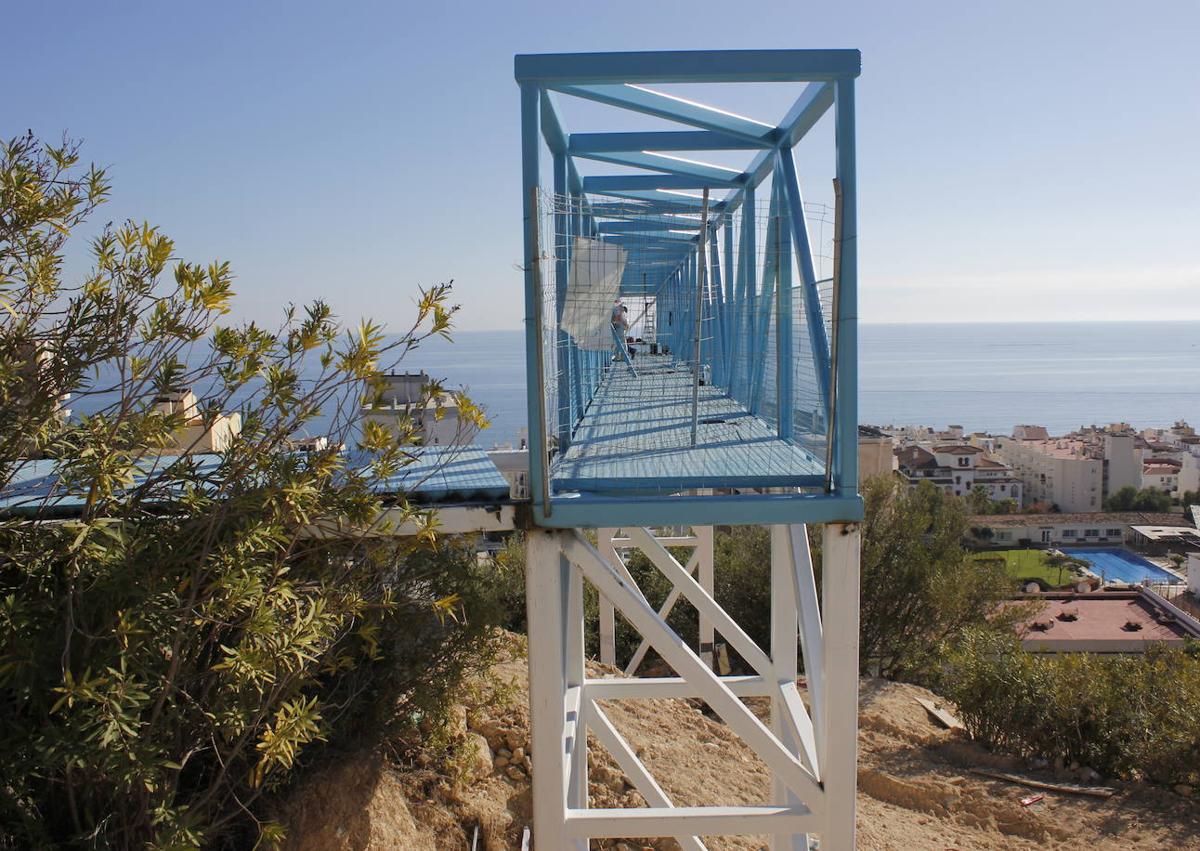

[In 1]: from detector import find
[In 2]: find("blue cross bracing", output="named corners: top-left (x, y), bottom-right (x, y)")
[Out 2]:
top-left (516, 50), bottom-right (864, 528)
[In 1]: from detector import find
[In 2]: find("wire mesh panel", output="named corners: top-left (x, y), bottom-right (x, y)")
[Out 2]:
top-left (530, 189), bottom-right (837, 498)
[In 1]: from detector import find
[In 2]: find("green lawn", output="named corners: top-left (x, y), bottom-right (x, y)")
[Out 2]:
top-left (970, 549), bottom-right (1083, 587)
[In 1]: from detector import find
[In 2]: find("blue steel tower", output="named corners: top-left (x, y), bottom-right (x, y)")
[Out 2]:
top-left (517, 50), bottom-right (863, 850)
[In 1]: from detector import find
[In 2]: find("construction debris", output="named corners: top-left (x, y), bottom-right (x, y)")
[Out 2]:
top-left (913, 696), bottom-right (964, 730)
top-left (969, 768), bottom-right (1116, 799)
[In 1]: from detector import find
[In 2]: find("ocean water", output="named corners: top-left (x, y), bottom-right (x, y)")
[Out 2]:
top-left (424, 322), bottom-right (1200, 445)
top-left (67, 322), bottom-right (1200, 448)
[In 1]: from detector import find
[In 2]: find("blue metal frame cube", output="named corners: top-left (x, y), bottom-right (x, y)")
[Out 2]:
top-left (516, 50), bottom-right (863, 528)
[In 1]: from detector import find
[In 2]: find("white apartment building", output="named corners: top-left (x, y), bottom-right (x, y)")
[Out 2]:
top-left (361, 371), bottom-right (478, 447)
top-left (858, 425), bottom-right (895, 481)
top-left (1102, 431), bottom-right (1142, 497)
top-left (1179, 454), bottom-right (1200, 497)
top-left (1142, 460), bottom-right (1180, 494)
top-left (895, 444), bottom-right (1023, 505)
top-left (1012, 424), bottom-right (1050, 441)
top-left (995, 436), bottom-right (1102, 513)
top-left (152, 388), bottom-right (242, 455)
top-left (487, 428), bottom-right (530, 500)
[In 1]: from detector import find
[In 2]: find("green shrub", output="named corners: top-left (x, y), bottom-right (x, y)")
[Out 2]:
top-left (813, 477), bottom-right (1017, 680)
top-left (941, 630), bottom-right (1200, 785)
top-left (0, 134), bottom-right (498, 848)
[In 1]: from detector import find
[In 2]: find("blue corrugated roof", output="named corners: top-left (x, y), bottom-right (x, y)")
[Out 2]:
top-left (0, 445), bottom-right (511, 517)
top-left (364, 445), bottom-right (512, 504)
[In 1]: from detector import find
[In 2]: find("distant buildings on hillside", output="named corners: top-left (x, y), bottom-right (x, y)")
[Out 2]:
top-left (894, 443), bottom-right (1023, 504)
top-left (866, 419), bottom-right (1200, 513)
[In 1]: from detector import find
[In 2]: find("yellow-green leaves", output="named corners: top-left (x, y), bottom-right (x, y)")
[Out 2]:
top-left (0, 132), bottom-right (503, 849)
top-left (250, 695), bottom-right (324, 789)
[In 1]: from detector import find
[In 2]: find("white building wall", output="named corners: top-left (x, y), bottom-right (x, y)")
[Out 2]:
top-left (1177, 454), bottom-right (1200, 497)
top-left (995, 438), bottom-right (1102, 513)
top-left (1103, 433), bottom-right (1141, 496)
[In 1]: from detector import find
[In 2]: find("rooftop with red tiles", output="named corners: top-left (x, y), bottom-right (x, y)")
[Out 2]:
top-left (1009, 591), bottom-right (1200, 653)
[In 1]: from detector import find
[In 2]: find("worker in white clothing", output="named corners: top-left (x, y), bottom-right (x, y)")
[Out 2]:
top-left (610, 299), bottom-right (629, 362)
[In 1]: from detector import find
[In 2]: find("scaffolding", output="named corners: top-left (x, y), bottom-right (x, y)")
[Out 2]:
top-left (517, 49), bottom-right (864, 849)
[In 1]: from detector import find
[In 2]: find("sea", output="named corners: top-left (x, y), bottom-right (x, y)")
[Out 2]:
top-left (69, 322), bottom-right (1200, 447)
top-left (412, 322), bottom-right (1200, 446)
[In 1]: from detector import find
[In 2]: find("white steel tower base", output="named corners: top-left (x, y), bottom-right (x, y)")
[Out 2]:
top-left (525, 522), bottom-right (861, 849)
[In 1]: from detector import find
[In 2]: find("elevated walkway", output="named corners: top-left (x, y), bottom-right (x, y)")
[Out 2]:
top-left (554, 355), bottom-right (823, 493)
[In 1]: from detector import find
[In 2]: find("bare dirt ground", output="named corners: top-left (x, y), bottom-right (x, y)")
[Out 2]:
top-left (283, 650), bottom-right (1200, 850)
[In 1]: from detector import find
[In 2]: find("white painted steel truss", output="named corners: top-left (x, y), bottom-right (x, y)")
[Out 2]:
top-left (525, 522), bottom-right (861, 849)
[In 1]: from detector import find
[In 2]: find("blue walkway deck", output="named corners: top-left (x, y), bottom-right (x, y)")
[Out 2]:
top-left (553, 356), bottom-right (824, 494)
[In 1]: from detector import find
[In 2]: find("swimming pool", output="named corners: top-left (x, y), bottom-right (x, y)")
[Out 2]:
top-left (1060, 547), bottom-right (1183, 585)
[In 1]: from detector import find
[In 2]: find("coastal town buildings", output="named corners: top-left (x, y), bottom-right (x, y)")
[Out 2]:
top-left (894, 443), bottom-right (1023, 504)
top-left (994, 436), bottom-right (1102, 511)
top-left (152, 388), bottom-right (242, 455)
top-left (1102, 430), bottom-right (1141, 495)
top-left (1142, 459), bottom-right (1180, 494)
top-left (870, 420), bottom-right (1200, 508)
top-left (487, 428), bottom-right (530, 500)
top-left (361, 371), bottom-right (477, 447)
top-left (858, 425), bottom-right (895, 480)
top-left (968, 511), bottom-right (1184, 547)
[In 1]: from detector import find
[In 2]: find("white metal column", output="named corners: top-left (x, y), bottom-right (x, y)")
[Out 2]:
top-left (525, 522), bottom-right (860, 847)
top-left (820, 522), bottom-right (861, 851)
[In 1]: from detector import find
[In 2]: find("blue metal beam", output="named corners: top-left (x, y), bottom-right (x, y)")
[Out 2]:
top-left (552, 83), bottom-right (776, 145)
top-left (569, 130), bottom-right (770, 153)
top-left (515, 50), bottom-right (862, 85)
top-left (583, 174), bottom-right (740, 192)
top-left (587, 200), bottom-right (715, 217)
top-left (774, 160), bottom-right (794, 441)
top-left (597, 220), bottom-right (699, 234)
top-left (778, 147), bottom-right (832, 416)
top-left (833, 78), bottom-right (858, 497)
top-left (519, 84), bottom-right (548, 513)
top-left (539, 91), bottom-right (584, 194)
top-left (554, 150), bottom-right (573, 450)
top-left (750, 180), bottom-right (779, 415)
top-left (590, 189), bottom-right (721, 209)
top-left (708, 225), bottom-right (726, 387)
top-left (573, 150), bottom-right (746, 184)
top-left (724, 82), bottom-right (834, 213)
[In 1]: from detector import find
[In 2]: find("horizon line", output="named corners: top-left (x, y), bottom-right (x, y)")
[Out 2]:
top-left (449, 317), bottom-right (1200, 332)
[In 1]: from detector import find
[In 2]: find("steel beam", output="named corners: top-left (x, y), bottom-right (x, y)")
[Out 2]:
top-left (514, 49), bottom-right (862, 85)
top-left (570, 129), bottom-right (770, 152)
top-left (574, 149), bottom-right (745, 184)
top-left (553, 83), bottom-right (776, 144)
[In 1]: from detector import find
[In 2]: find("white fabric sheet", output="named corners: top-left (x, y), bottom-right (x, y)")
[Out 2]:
top-left (560, 236), bottom-right (627, 351)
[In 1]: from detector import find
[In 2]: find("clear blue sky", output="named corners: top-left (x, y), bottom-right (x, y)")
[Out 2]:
top-left (6, 0), bottom-right (1198, 330)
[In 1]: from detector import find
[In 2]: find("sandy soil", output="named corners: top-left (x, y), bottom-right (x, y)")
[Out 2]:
top-left (283, 652), bottom-right (1200, 850)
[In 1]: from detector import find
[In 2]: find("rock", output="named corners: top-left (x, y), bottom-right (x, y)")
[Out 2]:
top-left (498, 748), bottom-right (512, 758)
top-left (505, 730), bottom-right (524, 752)
top-left (472, 718), bottom-right (508, 751)
top-left (463, 732), bottom-right (492, 780)
top-left (522, 756), bottom-right (532, 771)
top-left (449, 704), bottom-right (468, 736)
top-left (494, 756), bottom-right (509, 768)
top-left (506, 766), bottom-right (526, 782)
top-left (1174, 784), bottom-right (1194, 797)
top-left (511, 746), bottom-right (525, 761)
